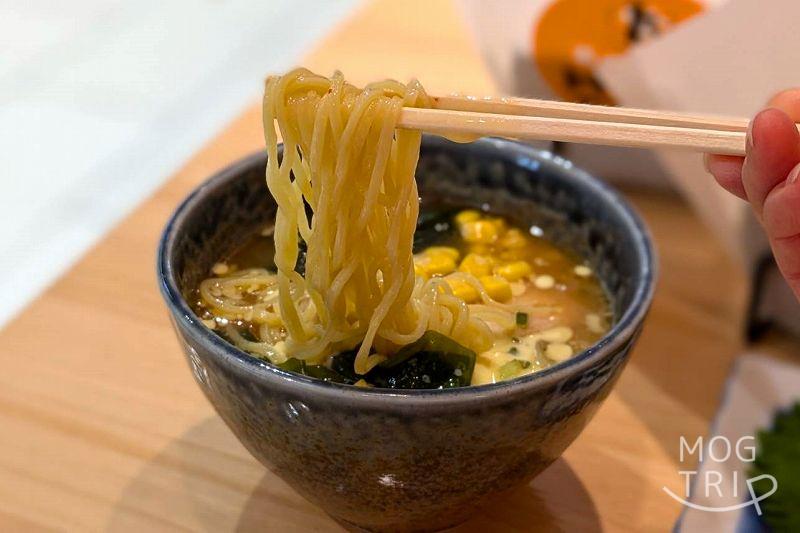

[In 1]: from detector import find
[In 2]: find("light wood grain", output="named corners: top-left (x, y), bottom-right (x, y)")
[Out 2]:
top-left (431, 95), bottom-right (754, 131)
top-left (399, 107), bottom-right (748, 155)
top-left (404, 93), bottom-right (800, 157)
top-left (0, 0), bottom-right (788, 531)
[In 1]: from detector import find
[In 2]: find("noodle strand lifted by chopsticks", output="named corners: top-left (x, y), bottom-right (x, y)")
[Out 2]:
top-left (197, 69), bottom-right (548, 376)
top-left (262, 69), bottom-right (499, 374)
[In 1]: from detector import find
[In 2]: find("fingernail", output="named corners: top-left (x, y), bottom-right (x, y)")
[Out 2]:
top-left (746, 119), bottom-right (756, 150)
top-left (702, 153), bottom-right (711, 172)
top-left (788, 161), bottom-right (800, 184)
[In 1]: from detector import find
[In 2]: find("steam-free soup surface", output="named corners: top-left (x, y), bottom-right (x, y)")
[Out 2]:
top-left (191, 206), bottom-right (612, 387)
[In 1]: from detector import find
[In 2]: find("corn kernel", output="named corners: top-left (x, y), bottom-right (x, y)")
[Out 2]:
top-left (423, 246), bottom-right (460, 261)
top-left (454, 209), bottom-right (481, 226)
top-left (479, 275), bottom-right (512, 302)
top-left (489, 217), bottom-right (507, 233)
top-left (499, 249), bottom-right (524, 261)
top-left (541, 326), bottom-right (574, 343)
top-left (460, 220), bottom-right (499, 244)
top-left (545, 342), bottom-right (573, 362)
top-left (211, 262), bottom-right (229, 275)
top-left (470, 243), bottom-right (492, 256)
top-left (510, 281), bottom-right (527, 297)
top-left (494, 260), bottom-right (533, 281)
top-left (416, 254), bottom-right (456, 277)
top-left (458, 253), bottom-right (494, 277)
top-left (446, 279), bottom-right (480, 303)
top-left (499, 228), bottom-right (527, 249)
top-left (585, 313), bottom-right (605, 334)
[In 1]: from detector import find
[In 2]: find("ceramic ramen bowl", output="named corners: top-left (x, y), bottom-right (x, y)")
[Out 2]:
top-left (158, 136), bottom-right (656, 532)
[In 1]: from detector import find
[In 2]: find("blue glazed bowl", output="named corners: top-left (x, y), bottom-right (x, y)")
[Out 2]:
top-left (158, 136), bottom-right (655, 532)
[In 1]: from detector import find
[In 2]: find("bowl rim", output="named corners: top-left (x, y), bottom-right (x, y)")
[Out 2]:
top-left (157, 137), bottom-right (656, 405)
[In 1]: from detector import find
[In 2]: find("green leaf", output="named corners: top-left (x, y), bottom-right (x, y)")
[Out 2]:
top-left (749, 402), bottom-right (800, 532)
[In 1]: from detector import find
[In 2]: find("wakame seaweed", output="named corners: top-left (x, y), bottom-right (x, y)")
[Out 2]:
top-left (277, 358), bottom-right (353, 384)
top-left (369, 331), bottom-right (476, 388)
top-left (294, 238), bottom-right (308, 276)
top-left (413, 209), bottom-right (457, 252)
top-left (276, 331), bottom-right (476, 389)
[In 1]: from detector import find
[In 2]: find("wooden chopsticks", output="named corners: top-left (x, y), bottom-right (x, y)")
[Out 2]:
top-left (397, 95), bottom-right (755, 156)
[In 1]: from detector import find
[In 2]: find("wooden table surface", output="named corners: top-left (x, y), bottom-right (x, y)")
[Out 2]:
top-left (1, 0), bottom-right (781, 530)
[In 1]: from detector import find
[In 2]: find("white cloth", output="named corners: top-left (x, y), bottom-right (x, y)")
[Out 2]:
top-left (0, 0), bottom-right (358, 327)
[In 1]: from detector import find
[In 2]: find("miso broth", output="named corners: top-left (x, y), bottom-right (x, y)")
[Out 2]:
top-left (191, 207), bottom-right (612, 387)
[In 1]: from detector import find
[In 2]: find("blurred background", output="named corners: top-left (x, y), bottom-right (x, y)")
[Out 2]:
top-left (0, 0), bottom-right (358, 325)
top-left (3, 0), bottom-right (797, 333)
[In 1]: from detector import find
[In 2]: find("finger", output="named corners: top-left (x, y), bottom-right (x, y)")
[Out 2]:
top-left (741, 108), bottom-right (800, 218)
top-left (762, 162), bottom-right (800, 239)
top-left (762, 162), bottom-right (800, 300)
top-left (756, 91), bottom-right (800, 298)
top-left (768, 229), bottom-right (800, 301)
top-left (771, 234), bottom-right (800, 301)
top-left (704, 153), bottom-right (746, 200)
top-left (767, 88), bottom-right (800, 121)
top-left (703, 90), bottom-right (800, 202)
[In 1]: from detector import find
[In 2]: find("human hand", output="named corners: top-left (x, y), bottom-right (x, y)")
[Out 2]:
top-left (705, 90), bottom-right (800, 301)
